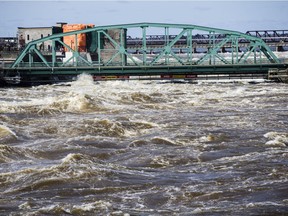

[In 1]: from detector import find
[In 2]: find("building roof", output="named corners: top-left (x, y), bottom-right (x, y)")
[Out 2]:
top-left (17, 26), bottom-right (60, 30)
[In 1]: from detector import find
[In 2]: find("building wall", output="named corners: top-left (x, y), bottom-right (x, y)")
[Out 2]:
top-left (17, 27), bottom-right (54, 51)
top-left (101, 29), bottom-right (127, 65)
top-left (62, 24), bottom-right (94, 52)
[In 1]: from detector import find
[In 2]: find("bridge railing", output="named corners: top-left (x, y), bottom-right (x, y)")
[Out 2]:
top-left (10, 56), bottom-right (277, 69)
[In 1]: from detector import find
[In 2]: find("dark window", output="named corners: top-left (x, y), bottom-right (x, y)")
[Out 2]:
top-left (41, 34), bottom-right (43, 38)
top-left (27, 34), bottom-right (30, 40)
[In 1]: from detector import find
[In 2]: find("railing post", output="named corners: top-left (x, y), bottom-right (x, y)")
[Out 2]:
top-left (52, 40), bottom-right (56, 68)
top-left (142, 26), bottom-right (147, 66)
top-left (75, 33), bottom-right (78, 66)
top-left (29, 49), bottom-right (33, 68)
top-left (187, 29), bottom-right (193, 63)
top-left (165, 27), bottom-right (169, 65)
top-left (120, 28), bottom-right (125, 66)
top-left (97, 31), bottom-right (101, 68)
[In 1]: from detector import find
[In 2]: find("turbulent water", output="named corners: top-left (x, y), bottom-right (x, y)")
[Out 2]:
top-left (0, 75), bottom-right (287, 215)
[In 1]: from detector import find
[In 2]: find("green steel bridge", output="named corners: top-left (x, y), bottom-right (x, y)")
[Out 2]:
top-left (1, 22), bottom-right (287, 85)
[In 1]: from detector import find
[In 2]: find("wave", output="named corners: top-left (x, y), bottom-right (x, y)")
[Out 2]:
top-left (2, 153), bottom-right (103, 194)
top-left (19, 201), bottom-right (113, 215)
top-left (20, 118), bottom-right (157, 140)
top-left (73, 118), bottom-right (155, 138)
top-left (37, 92), bottom-right (107, 115)
top-left (264, 132), bottom-right (288, 147)
top-left (0, 125), bottom-right (17, 143)
top-left (0, 92), bottom-right (107, 115)
top-left (0, 144), bottom-right (29, 163)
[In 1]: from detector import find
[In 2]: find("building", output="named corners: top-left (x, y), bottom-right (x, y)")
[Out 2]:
top-left (17, 23), bottom-right (65, 51)
top-left (0, 37), bottom-right (18, 51)
top-left (62, 24), bottom-right (94, 52)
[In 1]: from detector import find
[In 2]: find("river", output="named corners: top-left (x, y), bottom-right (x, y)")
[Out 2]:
top-left (0, 75), bottom-right (287, 215)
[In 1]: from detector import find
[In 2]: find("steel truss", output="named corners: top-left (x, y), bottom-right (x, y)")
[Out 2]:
top-left (11, 22), bottom-right (280, 69)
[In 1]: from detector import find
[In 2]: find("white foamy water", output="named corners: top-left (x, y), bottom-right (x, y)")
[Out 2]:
top-left (0, 75), bottom-right (287, 215)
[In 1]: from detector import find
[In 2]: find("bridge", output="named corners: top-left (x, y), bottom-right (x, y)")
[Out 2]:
top-left (1, 22), bottom-right (287, 85)
top-left (127, 30), bottom-right (288, 52)
top-left (246, 30), bottom-right (288, 51)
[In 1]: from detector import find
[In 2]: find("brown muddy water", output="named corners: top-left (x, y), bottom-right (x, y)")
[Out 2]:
top-left (0, 75), bottom-right (288, 215)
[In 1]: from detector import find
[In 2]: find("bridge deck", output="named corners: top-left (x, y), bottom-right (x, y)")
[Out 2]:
top-left (1, 63), bottom-right (287, 85)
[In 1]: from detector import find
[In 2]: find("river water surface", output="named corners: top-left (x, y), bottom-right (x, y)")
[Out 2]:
top-left (0, 75), bottom-right (288, 215)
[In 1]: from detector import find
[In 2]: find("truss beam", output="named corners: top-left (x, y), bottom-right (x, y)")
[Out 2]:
top-left (11, 22), bottom-right (280, 70)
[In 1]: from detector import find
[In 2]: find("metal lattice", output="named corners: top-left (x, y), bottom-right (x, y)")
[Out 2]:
top-left (11, 22), bottom-right (280, 69)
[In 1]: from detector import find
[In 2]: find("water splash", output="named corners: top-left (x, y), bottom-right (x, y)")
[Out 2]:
top-left (71, 73), bottom-right (95, 88)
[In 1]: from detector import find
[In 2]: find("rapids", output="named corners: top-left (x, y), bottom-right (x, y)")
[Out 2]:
top-left (0, 74), bottom-right (287, 215)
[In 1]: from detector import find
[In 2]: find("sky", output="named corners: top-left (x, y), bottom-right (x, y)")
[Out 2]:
top-left (0, 0), bottom-right (288, 37)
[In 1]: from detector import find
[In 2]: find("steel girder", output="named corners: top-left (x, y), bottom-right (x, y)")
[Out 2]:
top-left (11, 22), bottom-right (280, 69)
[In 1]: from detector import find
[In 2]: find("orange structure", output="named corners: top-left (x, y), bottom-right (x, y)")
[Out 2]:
top-left (63, 24), bottom-right (94, 52)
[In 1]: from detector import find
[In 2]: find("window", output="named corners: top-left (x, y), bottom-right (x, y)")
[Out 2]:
top-left (27, 34), bottom-right (30, 40)
top-left (41, 34), bottom-right (43, 38)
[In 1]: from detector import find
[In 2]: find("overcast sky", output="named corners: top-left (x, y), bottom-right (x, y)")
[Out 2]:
top-left (0, 1), bottom-right (288, 37)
